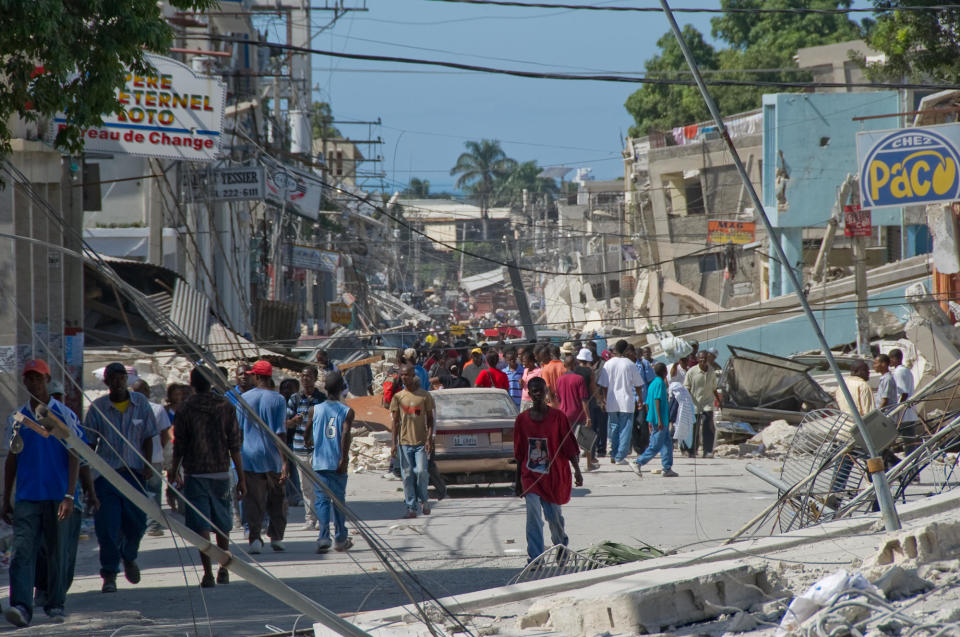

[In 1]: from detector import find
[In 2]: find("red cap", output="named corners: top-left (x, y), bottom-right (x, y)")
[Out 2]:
top-left (22, 359), bottom-right (51, 377)
top-left (250, 360), bottom-right (273, 376)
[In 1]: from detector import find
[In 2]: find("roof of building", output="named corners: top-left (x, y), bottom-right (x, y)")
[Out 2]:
top-left (460, 268), bottom-right (506, 294)
top-left (399, 199), bottom-right (514, 222)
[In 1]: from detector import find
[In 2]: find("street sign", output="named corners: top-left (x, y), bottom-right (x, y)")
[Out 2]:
top-left (857, 123), bottom-right (960, 210)
top-left (289, 245), bottom-right (339, 272)
top-left (190, 167), bottom-right (264, 201)
top-left (262, 156), bottom-right (323, 220)
top-left (49, 54), bottom-right (225, 161)
top-left (843, 204), bottom-right (872, 238)
top-left (707, 220), bottom-right (756, 245)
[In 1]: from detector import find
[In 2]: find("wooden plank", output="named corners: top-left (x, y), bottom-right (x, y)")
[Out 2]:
top-left (337, 354), bottom-right (383, 372)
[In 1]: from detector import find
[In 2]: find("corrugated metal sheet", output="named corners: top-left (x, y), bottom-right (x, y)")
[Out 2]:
top-left (206, 322), bottom-right (279, 365)
top-left (254, 299), bottom-right (298, 343)
top-left (169, 280), bottom-right (211, 345)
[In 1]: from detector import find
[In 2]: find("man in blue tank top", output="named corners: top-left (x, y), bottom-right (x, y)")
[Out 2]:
top-left (305, 372), bottom-right (354, 553)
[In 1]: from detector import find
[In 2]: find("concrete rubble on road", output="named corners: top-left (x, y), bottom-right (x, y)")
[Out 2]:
top-left (349, 429), bottom-right (393, 473)
top-left (339, 488), bottom-right (960, 637)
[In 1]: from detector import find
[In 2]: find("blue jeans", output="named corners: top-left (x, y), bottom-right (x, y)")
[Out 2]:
top-left (607, 412), bottom-right (634, 461)
top-left (285, 461), bottom-right (304, 505)
top-left (398, 445), bottom-right (429, 511)
top-left (35, 508), bottom-right (81, 611)
top-left (94, 471), bottom-right (147, 577)
top-left (10, 500), bottom-right (69, 617)
top-left (590, 403), bottom-right (607, 456)
top-left (524, 493), bottom-right (567, 563)
top-left (635, 425), bottom-right (674, 471)
top-left (145, 463), bottom-right (163, 529)
top-left (313, 470), bottom-right (348, 543)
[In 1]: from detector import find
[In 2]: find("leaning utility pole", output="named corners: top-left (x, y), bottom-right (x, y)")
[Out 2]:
top-left (659, 0), bottom-right (901, 531)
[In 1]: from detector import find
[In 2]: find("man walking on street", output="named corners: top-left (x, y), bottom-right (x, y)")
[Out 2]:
top-left (513, 377), bottom-right (582, 563)
top-left (306, 372), bottom-right (354, 553)
top-left (238, 360), bottom-right (290, 554)
top-left (168, 367), bottom-right (246, 587)
top-left (84, 363), bottom-right (158, 593)
top-left (504, 348), bottom-right (523, 408)
top-left (286, 367), bottom-right (325, 530)
top-left (889, 349), bottom-right (919, 451)
top-left (555, 355), bottom-right (591, 468)
top-left (683, 351), bottom-right (720, 458)
top-left (390, 364), bottom-right (436, 518)
top-left (632, 363), bottom-right (678, 477)
top-left (130, 380), bottom-right (172, 538)
top-left (3, 360), bottom-right (83, 626)
top-left (597, 340), bottom-right (643, 465)
top-left (874, 354), bottom-right (898, 409)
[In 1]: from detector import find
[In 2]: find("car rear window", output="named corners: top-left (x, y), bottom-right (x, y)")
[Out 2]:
top-left (433, 392), bottom-right (518, 420)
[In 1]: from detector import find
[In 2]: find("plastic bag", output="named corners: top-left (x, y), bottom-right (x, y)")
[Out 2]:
top-left (776, 569), bottom-right (883, 635)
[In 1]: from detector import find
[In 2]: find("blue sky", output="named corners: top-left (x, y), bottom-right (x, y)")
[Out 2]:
top-left (306, 1), bottom-right (717, 193)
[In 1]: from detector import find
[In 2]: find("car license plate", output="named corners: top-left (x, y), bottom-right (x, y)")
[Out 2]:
top-left (452, 434), bottom-right (478, 447)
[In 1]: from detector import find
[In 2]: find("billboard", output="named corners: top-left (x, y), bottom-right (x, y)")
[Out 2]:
top-left (858, 123), bottom-right (960, 210)
top-left (707, 220), bottom-right (756, 245)
top-left (50, 54), bottom-right (225, 161)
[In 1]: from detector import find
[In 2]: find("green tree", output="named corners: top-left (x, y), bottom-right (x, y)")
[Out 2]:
top-left (311, 101), bottom-right (341, 139)
top-left (494, 160), bottom-right (559, 207)
top-left (864, 2), bottom-right (960, 82)
top-left (404, 177), bottom-right (431, 198)
top-left (624, 25), bottom-right (718, 137)
top-left (0, 0), bottom-right (214, 156)
top-left (624, 1), bottom-right (863, 137)
top-left (450, 139), bottom-right (517, 239)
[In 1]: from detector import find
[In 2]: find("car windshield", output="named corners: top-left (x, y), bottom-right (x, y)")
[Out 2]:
top-left (433, 392), bottom-right (518, 420)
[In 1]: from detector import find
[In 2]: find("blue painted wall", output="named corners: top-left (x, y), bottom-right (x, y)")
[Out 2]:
top-left (690, 279), bottom-right (926, 367)
top-left (762, 92), bottom-right (903, 228)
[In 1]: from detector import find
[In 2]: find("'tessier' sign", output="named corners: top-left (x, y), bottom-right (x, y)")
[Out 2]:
top-left (51, 54), bottom-right (225, 161)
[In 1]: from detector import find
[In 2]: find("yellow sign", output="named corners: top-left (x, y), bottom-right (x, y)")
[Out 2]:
top-left (707, 220), bottom-right (756, 245)
top-left (328, 302), bottom-right (352, 327)
top-left (449, 324), bottom-right (465, 336)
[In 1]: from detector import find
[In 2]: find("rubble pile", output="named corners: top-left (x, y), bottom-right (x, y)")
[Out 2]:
top-left (712, 419), bottom-right (796, 459)
top-left (348, 428), bottom-right (393, 473)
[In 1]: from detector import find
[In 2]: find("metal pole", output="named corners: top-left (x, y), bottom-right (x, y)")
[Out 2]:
top-left (25, 407), bottom-right (369, 637)
top-left (658, 0), bottom-right (901, 531)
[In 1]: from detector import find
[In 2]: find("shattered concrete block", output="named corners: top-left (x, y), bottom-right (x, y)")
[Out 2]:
top-left (518, 609), bottom-right (550, 629)
top-left (738, 443), bottom-right (764, 457)
top-left (749, 420), bottom-right (795, 451)
top-left (870, 566), bottom-right (933, 601)
top-left (865, 520), bottom-right (960, 568)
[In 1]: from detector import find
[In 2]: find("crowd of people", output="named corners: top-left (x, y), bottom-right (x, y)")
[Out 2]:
top-left (2, 332), bottom-right (923, 625)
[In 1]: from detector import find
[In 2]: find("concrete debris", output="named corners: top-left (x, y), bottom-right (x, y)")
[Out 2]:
top-left (714, 444), bottom-right (742, 458)
top-left (865, 520), bottom-right (960, 568)
top-left (521, 563), bottom-right (775, 635)
top-left (749, 419), bottom-right (796, 454)
top-left (349, 431), bottom-right (393, 473)
top-left (724, 610), bottom-right (759, 633)
top-left (870, 565), bottom-right (933, 601)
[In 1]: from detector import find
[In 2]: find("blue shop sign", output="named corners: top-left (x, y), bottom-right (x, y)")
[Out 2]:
top-left (858, 123), bottom-right (960, 210)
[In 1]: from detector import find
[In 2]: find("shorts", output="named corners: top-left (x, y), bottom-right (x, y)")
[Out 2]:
top-left (183, 476), bottom-right (233, 536)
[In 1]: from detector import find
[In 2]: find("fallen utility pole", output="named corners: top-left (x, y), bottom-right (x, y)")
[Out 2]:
top-left (16, 407), bottom-right (370, 637)
top-left (658, 0), bottom-right (901, 531)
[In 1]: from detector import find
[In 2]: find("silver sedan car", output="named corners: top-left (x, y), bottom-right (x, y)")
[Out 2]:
top-left (431, 388), bottom-right (519, 484)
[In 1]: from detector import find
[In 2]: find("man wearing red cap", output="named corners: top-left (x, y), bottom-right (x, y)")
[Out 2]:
top-left (2, 360), bottom-right (86, 626)
top-left (237, 360), bottom-right (290, 554)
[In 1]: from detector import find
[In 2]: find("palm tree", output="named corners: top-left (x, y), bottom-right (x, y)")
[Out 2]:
top-left (450, 139), bottom-right (517, 239)
top-left (494, 161), bottom-right (560, 208)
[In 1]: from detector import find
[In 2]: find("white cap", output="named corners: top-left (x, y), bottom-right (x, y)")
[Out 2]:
top-left (576, 348), bottom-right (593, 362)
top-left (403, 347), bottom-right (417, 361)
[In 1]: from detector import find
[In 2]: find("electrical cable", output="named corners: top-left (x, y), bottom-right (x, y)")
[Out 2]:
top-left (197, 34), bottom-right (960, 92)
top-left (2, 161), bottom-right (460, 636)
top-left (427, 0), bottom-right (960, 14)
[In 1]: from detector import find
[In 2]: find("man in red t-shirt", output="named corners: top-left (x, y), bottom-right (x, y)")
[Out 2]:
top-left (475, 352), bottom-right (509, 391)
top-left (513, 377), bottom-right (583, 563)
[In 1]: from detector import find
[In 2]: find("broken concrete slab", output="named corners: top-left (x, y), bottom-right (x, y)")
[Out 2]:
top-left (521, 562), bottom-right (779, 635)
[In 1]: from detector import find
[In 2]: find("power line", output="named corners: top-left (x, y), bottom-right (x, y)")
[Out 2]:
top-left (199, 34), bottom-right (960, 91)
top-left (427, 0), bottom-right (960, 14)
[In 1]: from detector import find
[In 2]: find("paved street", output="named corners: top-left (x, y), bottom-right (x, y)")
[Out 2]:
top-left (2, 455), bottom-right (780, 635)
